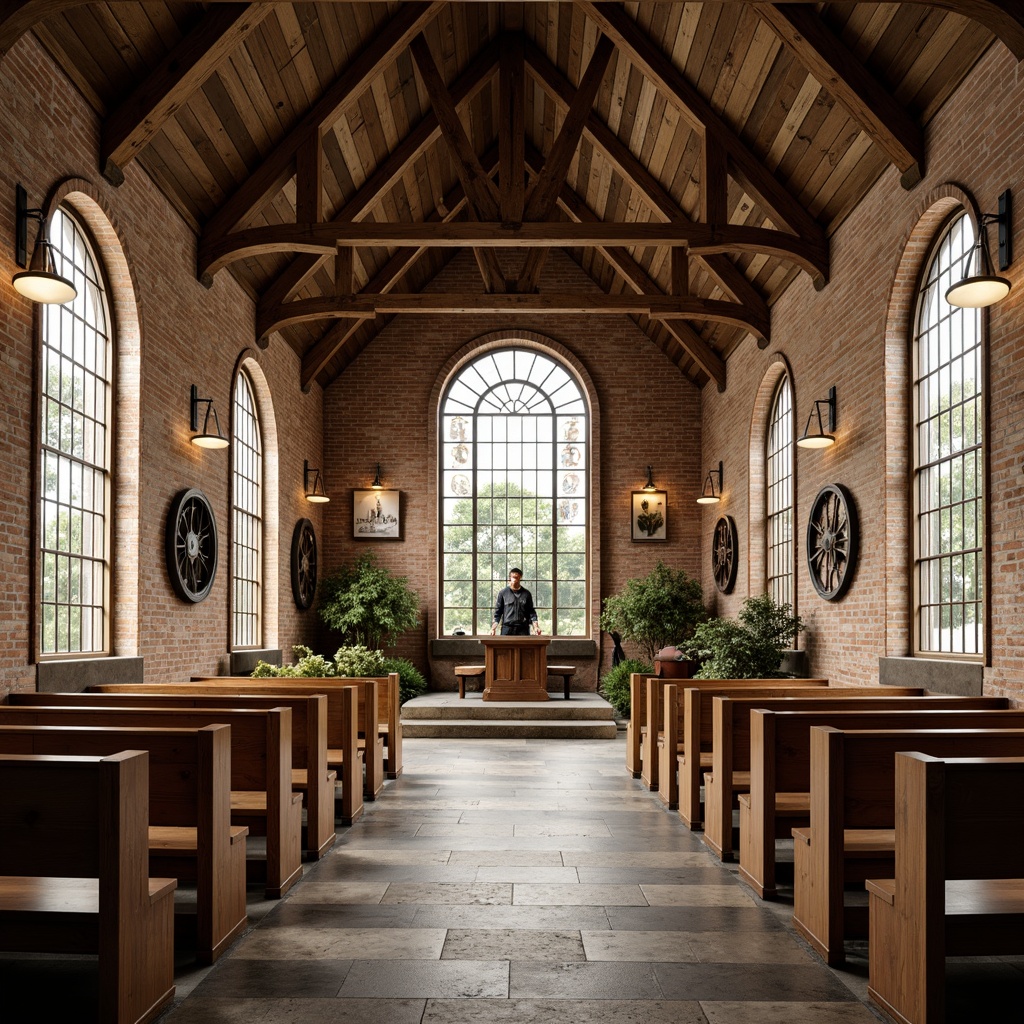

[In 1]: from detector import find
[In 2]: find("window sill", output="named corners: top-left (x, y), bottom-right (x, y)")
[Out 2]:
top-left (431, 638), bottom-right (596, 659)
top-left (878, 656), bottom-right (983, 696)
top-left (36, 655), bottom-right (144, 692)
top-left (230, 649), bottom-right (282, 675)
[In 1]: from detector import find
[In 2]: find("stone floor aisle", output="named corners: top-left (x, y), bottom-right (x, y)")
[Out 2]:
top-left (160, 735), bottom-right (888, 1024)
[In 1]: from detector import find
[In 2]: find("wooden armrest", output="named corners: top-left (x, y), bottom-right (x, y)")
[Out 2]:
top-left (845, 829), bottom-right (895, 856)
top-left (775, 792), bottom-right (811, 814)
top-left (865, 877), bottom-right (895, 904)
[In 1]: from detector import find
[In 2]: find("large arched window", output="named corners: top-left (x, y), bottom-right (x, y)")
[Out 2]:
top-left (39, 207), bottom-right (112, 655)
top-left (766, 375), bottom-right (794, 607)
top-left (440, 348), bottom-right (588, 636)
top-left (913, 213), bottom-right (983, 656)
top-left (232, 370), bottom-right (263, 648)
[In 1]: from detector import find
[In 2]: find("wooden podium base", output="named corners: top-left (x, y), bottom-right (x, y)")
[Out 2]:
top-left (481, 636), bottom-right (550, 701)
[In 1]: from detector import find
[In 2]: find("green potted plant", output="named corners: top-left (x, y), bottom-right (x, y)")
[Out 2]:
top-left (685, 593), bottom-right (804, 679)
top-left (600, 561), bottom-right (707, 673)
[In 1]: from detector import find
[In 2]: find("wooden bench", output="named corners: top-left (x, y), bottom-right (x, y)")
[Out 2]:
top-left (738, 700), bottom-right (1015, 905)
top-left (455, 665), bottom-right (485, 698)
top-left (0, 750), bottom-right (176, 1024)
top-left (547, 664), bottom-right (576, 699)
top-left (0, 704), bottom-right (302, 898)
top-left (18, 689), bottom-right (343, 855)
top-left (791, 721), bottom-right (1024, 966)
top-left (0, 722), bottom-right (247, 965)
top-left (867, 753), bottom-right (1024, 1024)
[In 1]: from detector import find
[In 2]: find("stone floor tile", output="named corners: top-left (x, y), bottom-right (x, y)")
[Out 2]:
top-left (655, 963), bottom-right (855, 1002)
top-left (286, 882), bottom-right (388, 904)
top-left (416, 823), bottom-right (516, 837)
top-left (512, 883), bottom-right (648, 906)
top-left (509, 960), bottom-right (663, 999)
top-left (606, 905), bottom-right (786, 933)
top-left (576, 865), bottom-right (737, 885)
top-left (259, 903), bottom-right (421, 930)
top-left (160, 997), bottom-right (427, 1023)
top-left (187, 958), bottom-right (353, 997)
top-left (701, 1001), bottom-right (882, 1023)
top-left (447, 850), bottom-right (564, 867)
top-left (332, 847), bottom-right (453, 864)
top-left (475, 866), bottom-right (581, 883)
top-left (421, 997), bottom-right (708, 1024)
top-left (411, 904), bottom-right (612, 931)
top-left (232, 926), bottom-right (446, 960)
top-left (442, 928), bottom-right (586, 961)
top-left (381, 882), bottom-right (513, 905)
top-left (688, 930), bottom-right (814, 964)
top-left (641, 884), bottom-right (758, 907)
top-left (562, 851), bottom-right (709, 868)
top-left (338, 960), bottom-right (510, 999)
top-left (513, 822), bottom-right (613, 837)
top-left (581, 930), bottom-right (701, 963)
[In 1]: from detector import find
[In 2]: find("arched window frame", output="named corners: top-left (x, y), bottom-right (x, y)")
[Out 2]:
top-left (232, 369), bottom-right (263, 650)
top-left (911, 211), bottom-right (984, 658)
top-left (38, 205), bottom-right (113, 657)
top-left (766, 375), bottom-right (794, 608)
top-left (439, 347), bottom-right (590, 638)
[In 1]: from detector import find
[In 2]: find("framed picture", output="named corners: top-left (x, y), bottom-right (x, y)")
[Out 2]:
top-left (631, 490), bottom-right (667, 542)
top-left (353, 489), bottom-right (401, 540)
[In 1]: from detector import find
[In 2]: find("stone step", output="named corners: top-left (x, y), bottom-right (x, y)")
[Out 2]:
top-left (402, 718), bottom-right (619, 740)
top-left (401, 692), bottom-right (615, 722)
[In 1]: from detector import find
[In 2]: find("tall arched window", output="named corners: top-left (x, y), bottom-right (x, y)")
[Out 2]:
top-left (440, 348), bottom-right (588, 636)
top-left (766, 375), bottom-right (794, 607)
top-left (39, 207), bottom-right (112, 655)
top-left (232, 371), bottom-right (263, 648)
top-left (913, 213), bottom-right (983, 655)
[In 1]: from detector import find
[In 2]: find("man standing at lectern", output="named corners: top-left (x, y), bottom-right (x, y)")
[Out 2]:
top-left (491, 568), bottom-right (542, 636)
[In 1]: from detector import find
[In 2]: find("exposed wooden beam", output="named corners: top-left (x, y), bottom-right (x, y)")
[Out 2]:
top-left (199, 2), bottom-right (443, 254)
top-left (499, 34), bottom-right (526, 223)
top-left (295, 131), bottom-right (323, 224)
top-left (703, 140), bottom-right (729, 225)
top-left (671, 247), bottom-right (689, 297)
top-left (583, 1), bottom-right (826, 245)
top-left (100, 4), bottom-right (273, 185)
top-left (517, 33), bottom-right (615, 292)
top-left (202, 221), bottom-right (828, 281)
top-left (755, 4), bottom-right (925, 187)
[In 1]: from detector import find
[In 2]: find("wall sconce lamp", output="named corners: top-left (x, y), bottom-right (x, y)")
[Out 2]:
top-left (797, 386), bottom-right (837, 449)
top-left (12, 184), bottom-right (77, 304)
top-left (371, 462), bottom-right (383, 489)
top-left (189, 384), bottom-right (228, 449)
top-left (642, 465), bottom-right (657, 491)
top-left (304, 460), bottom-right (330, 503)
top-left (696, 461), bottom-right (723, 505)
top-left (945, 190), bottom-right (1013, 308)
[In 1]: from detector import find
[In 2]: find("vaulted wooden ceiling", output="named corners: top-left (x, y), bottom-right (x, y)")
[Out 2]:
top-left (5, 1), bottom-right (1019, 391)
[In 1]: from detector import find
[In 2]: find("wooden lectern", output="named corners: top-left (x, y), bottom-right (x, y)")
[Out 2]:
top-left (480, 636), bottom-right (551, 701)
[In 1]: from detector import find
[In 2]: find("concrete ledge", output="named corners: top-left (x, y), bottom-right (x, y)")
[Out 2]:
top-left (36, 656), bottom-right (144, 693)
top-left (230, 649), bottom-right (282, 675)
top-left (431, 638), bottom-right (596, 658)
top-left (879, 656), bottom-right (983, 696)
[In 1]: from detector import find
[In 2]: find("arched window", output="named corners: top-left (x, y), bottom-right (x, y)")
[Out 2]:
top-left (232, 370), bottom-right (263, 648)
top-left (440, 348), bottom-right (588, 636)
top-left (766, 375), bottom-right (794, 607)
top-left (39, 207), bottom-right (112, 655)
top-left (913, 213), bottom-right (983, 655)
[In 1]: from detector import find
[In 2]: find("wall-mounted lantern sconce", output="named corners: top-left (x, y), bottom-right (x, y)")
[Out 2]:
top-left (797, 386), bottom-right (837, 449)
top-left (945, 189), bottom-right (1013, 308)
top-left (371, 462), bottom-right (383, 489)
top-left (304, 460), bottom-right (330, 503)
top-left (642, 465), bottom-right (657, 491)
top-left (189, 384), bottom-right (228, 449)
top-left (12, 184), bottom-right (77, 304)
top-left (696, 461), bottom-right (723, 505)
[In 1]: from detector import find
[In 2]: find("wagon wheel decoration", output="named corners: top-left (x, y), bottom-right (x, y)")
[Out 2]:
top-left (166, 488), bottom-right (218, 603)
top-left (712, 515), bottom-right (738, 594)
top-left (806, 483), bottom-right (858, 601)
top-left (291, 518), bottom-right (318, 610)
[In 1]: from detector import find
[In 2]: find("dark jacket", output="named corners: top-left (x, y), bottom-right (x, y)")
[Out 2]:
top-left (493, 585), bottom-right (538, 629)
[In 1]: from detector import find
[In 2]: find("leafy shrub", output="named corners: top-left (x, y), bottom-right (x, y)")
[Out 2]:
top-left (599, 658), bottom-right (652, 717)
top-left (333, 645), bottom-right (387, 678)
top-left (252, 645), bottom-right (336, 678)
top-left (381, 656), bottom-right (428, 704)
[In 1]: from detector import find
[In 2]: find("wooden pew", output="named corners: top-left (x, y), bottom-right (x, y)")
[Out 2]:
top-left (738, 700), bottom-right (1016, 903)
top-left (792, 723), bottom-right (1024, 966)
top-left (628, 673), bottom-right (829, 788)
top-left (0, 750), bottom-right (176, 1024)
top-left (658, 679), bottom-right (832, 818)
top-left (14, 689), bottom-right (345, 853)
top-left (0, 722), bottom-right (246, 964)
top-left (867, 753), bottom-right (1024, 1024)
top-left (703, 690), bottom-right (975, 860)
top-left (0, 705), bottom-right (302, 898)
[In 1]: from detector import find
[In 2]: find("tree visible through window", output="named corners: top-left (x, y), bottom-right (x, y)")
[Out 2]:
top-left (766, 376), bottom-right (794, 608)
top-left (39, 207), bottom-right (111, 655)
top-left (440, 349), bottom-right (588, 636)
top-left (913, 213), bottom-right (983, 655)
top-left (232, 371), bottom-right (262, 648)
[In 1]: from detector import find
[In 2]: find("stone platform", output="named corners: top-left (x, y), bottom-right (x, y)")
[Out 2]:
top-left (401, 691), bottom-right (618, 739)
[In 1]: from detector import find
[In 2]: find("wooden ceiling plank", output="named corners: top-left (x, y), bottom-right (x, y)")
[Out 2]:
top-left (499, 33), bottom-right (526, 222)
top-left (755, 4), bottom-right (924, 185)
top-left (201, 2), bottom-right (443, 248)
top-left (584, 1), bottom-right (823, 245)
top-left (32, 23), bottom-right (107, 113)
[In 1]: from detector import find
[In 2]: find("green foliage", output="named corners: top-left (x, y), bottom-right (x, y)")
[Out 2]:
top-left (686, 594), bottom-right (804, 679)
top-left (319, 553), bottom-right (420, 650)
top-left (381, 656), bottom-right (428, 704)
top-left (599, 561), bottom-right (707, 662)
top-left (251, 645), bottom-right (336, 678)
top-left (599, 659), bottom-right (652, 718)
top-left (333, 645), bottom-right (387, 678)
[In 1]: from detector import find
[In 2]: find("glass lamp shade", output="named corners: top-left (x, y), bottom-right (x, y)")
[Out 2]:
top-left (191, 432), bottom-right (229, 450)
top-left (945, 275), bottom-right (1011, 308)
top-left (306, 491), bottom-right (330, 504)
top-left (13, 239), bottom-right (77, 304)
top-left (696, 493), bottom-right (721, 505)
top-left (796, 431), bottom-right (836, 449)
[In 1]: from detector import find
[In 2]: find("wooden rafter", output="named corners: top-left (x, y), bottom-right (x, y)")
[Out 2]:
top-left (755, 4), bottom-right (925, 188)
top-left (100, 4), bottom-right (273, 186)
top-left (498, 34), bottom-right (526, 224)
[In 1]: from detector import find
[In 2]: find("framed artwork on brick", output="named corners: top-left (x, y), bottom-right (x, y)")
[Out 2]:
top-left (631, 490), bottom-right (667, 542)
top-left (353, 489), bottom-right (401, 540)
